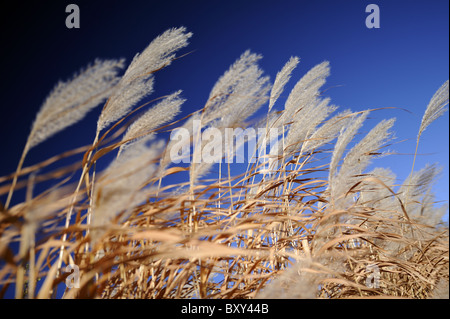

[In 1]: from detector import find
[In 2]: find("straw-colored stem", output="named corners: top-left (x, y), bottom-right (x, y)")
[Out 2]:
top-left (56, 131), bottom-right (99, 275)
top-left (405, 136), bottom-right (421, 208)
top-left (4, 142), bottom-right (30, 211)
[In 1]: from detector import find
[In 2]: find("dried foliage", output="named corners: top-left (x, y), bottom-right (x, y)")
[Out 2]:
top-left (0, 28), bottom-right (448, 299)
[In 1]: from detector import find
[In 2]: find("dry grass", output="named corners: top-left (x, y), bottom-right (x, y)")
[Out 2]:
top-left (0, 28), bottom-right (448, 299)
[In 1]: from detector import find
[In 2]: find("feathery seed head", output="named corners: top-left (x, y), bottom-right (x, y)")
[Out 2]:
top-left (419, 80), bottom-right (449, 138)
top-left (28, 59), bottom-right (124, 150)
top-left (97, 27), bottom-right (192, 133)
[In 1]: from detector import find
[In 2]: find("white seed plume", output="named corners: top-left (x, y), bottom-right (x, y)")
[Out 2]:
top-left (279, 61), bottom-right (330, 126)
top-left (28, 59), bottom-right (124, 150)
top-left (97, 27), bottom-right (192, 132)
top-left (418, 80), bottom-right (449, 138)
top-left (119, 90), bottom-right (185, 153)
top-left (359, 167), bottom-right (397, 210)
top-left (399, 163), bottom-right (441, 203)
top-left (284, 97), bottom-right (337, 154)
top-left (203, 50), bottom-right (270, 126)
top-left (329, 111), bottom-right (369, 183)
top-left (302, 109), bottom-right (352, 153)
top-left (268, 56), bottom-right (300, 112)
top-left (332, 117), bottom-right (396, 201)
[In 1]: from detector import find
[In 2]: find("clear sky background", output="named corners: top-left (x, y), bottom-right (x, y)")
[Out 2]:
top-left (0, 0), bottom-right (448, 219)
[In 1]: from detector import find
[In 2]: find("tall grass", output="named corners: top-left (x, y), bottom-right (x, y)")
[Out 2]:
top-left (0, 28), bottom-right (448, 299)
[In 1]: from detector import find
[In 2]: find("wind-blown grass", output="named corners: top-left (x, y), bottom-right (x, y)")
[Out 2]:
top-left (0, 27), bottom-right (448, 299)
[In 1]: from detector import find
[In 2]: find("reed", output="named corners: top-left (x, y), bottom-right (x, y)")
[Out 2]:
top-left (0, 28), bottom-right (448, 299)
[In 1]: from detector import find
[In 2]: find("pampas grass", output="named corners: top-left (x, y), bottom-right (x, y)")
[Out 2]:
top-left (268, 56), bottom-right (300, 112)
top-left (97, 27), bottom-right (192, 133)
top-left (118, 90), bottom-right (184, 155)
top-left (419, 80), bottom-right (449, 138)
top-left (0, 28), bottom-right (448, 299)
top-left (4, 59), bottom-right (125, 210)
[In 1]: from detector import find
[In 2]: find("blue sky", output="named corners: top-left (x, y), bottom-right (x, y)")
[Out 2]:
top-left (0, 0), bottom-right (448, 211)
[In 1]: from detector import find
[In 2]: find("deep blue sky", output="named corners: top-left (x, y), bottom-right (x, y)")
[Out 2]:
top-left (0, 0), bottom-right (448, 217)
